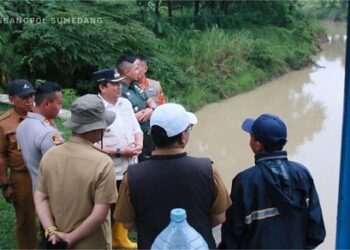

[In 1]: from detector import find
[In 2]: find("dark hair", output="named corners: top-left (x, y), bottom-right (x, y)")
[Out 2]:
top-left (116, 54), bottom-right (136, 74)
top-left (35, 81), bottom-right (62, 105)
top-left (261, 139), bottom-right (287, 152)
top-left (136, 55), bottom-right (147, 65)
top-left (96, 81), bottom-right (107, 94)
top-left (151, 125), bottom-right (182, 148)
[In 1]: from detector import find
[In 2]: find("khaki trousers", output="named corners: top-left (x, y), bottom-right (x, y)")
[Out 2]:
top-left (10, 171), bottom-right (37, 249)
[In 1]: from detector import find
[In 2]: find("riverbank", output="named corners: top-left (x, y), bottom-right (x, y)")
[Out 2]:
top-left (164, 17), bottom-right (326, 111)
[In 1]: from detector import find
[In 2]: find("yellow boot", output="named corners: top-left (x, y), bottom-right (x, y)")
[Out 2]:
top-left (112, 222), bottom-right (137, 249)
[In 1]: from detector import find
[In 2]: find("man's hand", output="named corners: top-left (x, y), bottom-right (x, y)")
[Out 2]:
top-left (2, 185), bottom-right (14, 203)
top-left (50, 231), bottom-right (72, 247)
top-left (121, 143), bottom-right (142, 157)
top-left (136, 108), bottom-right (153, 123)
top-left (134, 142), bottom-right (143, 155)
top-left (135, 111), bottom-right (143, 122)
top-left (142, 108), bottom-right (153, 122)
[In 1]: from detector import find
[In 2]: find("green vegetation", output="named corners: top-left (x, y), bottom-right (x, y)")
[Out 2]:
top-left (0, 0), bottom-right (330, 247)
top-left (0, 198), bottom-right (16, 249)
top-left (303, 0), bottom-right (348, 21)
top-left (0, 0), bottom-right (325, 111)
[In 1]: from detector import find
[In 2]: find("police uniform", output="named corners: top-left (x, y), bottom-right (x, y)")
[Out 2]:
top-left (0, 108), bottom-right (37, 249)
top-left (121, 81), bottom-right (152, 160)
top-left (37, 136), bottom-right (117, 249)
top-left (140, 78), bottom-right (166, 106)
top-left (16, 112), bottom-right (64, 192)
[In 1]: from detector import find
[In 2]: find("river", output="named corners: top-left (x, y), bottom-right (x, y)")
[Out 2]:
top-left (187, 21), bottom-right (346, 248)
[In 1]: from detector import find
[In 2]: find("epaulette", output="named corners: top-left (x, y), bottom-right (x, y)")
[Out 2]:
top-left (0, 110), bottom-right (12, 121)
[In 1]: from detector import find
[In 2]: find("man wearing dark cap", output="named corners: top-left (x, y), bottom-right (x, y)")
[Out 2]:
top-left (16, 81), bottom-right (64, 193)
top-left (114, 103), bottom-right (231, 249)
top-left (34, 94), bottom-right (117, 249)
top-left (116, 54), bottom-right (157, 162)
top-left (0, 79), bottom-right (37, 249)
top-left (219, 114), bottom-right (326, 249)
top-left (93, 68), bottom-right (141, 249)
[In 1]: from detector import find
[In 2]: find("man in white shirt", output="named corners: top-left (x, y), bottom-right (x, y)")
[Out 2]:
top-left (93, 68), bottom-right (142, 249)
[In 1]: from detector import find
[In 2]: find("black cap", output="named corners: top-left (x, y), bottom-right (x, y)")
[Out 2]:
top-left (8, 79), bottom-right (35, 97)
top-left (93, 68), bottom-right (125, 83)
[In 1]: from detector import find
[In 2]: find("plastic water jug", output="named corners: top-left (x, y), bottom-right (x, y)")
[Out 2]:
top-left (151, 208), bottom-right (209, 250)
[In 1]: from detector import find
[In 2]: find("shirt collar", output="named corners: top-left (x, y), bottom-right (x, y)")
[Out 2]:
top-left (69, 135), bottom-right (94, 146)
top-left (27, 112), bottom-right (46, 121)
top-left (11, 108), bottom-right (26, 122)
top-left (255, 151), bottom-right (288, 164)
top-left (98, 94), bottom-right (121, 109)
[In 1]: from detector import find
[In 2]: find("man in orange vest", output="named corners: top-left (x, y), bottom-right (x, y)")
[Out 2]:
top-left (134, 55), bottom-right (166, 106)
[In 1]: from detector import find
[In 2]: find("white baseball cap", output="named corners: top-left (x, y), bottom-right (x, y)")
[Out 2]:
top-left (150, 103), bottom-right (198, 137)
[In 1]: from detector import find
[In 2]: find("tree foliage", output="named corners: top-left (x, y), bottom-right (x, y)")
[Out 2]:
top-left (0, 0), bottom-right (161, 92)
top-left (0, 0), bottom-right (325, 110)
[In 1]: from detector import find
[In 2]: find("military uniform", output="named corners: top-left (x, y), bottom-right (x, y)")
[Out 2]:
top-left (37, 136), bottom-right (117, 249)
top-left (121, 81), bottom-right (149, 133)
top-left (0, 108), bottom-right (37, 249)
top-left (121, 81), bottom-right (152, 160)
top-left (16, 112), bottom-right (64, 191)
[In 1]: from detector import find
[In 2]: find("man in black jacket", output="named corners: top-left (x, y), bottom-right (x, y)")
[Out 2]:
top-left (114, 103), bottom-right (232, 249)
top-left (219, 113), bottom-right (326, 249)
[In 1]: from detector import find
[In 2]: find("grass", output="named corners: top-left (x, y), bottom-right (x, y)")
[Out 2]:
top-left (0, 198), bottom-right (16, 249)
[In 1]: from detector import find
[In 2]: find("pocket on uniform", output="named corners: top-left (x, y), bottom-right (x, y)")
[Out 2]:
top-left (7, 132), bottom-right (19, 151)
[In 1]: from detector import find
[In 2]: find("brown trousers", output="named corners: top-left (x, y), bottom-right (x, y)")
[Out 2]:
top-left (10, 171), bottom-right (37, 249)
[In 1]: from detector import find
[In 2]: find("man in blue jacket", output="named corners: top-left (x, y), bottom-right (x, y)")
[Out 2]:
top-left (220, 113), bottom-right (326, 249)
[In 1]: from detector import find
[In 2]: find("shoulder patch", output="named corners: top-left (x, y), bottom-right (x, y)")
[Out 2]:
top-left (51, 134), bottom-right (64, 145)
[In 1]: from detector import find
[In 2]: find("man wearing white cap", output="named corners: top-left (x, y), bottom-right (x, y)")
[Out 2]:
top-left (114, 103), bottom-right (232, 249)
top-left (34, 94), bottom-right (117, 249)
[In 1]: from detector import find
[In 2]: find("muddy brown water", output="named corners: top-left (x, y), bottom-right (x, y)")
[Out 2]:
top-left (187, 22), bottom-right (346, 248)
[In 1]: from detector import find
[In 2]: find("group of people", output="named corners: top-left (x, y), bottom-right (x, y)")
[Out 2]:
top-left (0, 53), bottom-right (326, 250)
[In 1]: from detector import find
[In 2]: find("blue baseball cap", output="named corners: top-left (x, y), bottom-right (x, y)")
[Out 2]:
top-left (8, 79), bottom-right (35, 98)
top-left (241, 114), bottom-right (287, 145)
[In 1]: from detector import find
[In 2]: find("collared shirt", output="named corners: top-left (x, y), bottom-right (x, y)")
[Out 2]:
top-left (99, 96), bottom-right (142, 180)
top-left (37, 136), bottom-right (117, 249)
top-left (16, 112), bottom-right (64, 191)
top-left (0, 108), bottom-right (26, 171)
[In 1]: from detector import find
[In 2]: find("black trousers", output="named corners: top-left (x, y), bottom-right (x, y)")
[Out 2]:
top-left (138, 133), bottom-right (153, 162)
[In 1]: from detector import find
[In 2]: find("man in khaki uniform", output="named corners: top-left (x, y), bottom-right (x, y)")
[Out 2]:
top-left (0, 79), bottom-right (37, 249)
top-left (34, 94), bottom-right (117, 249)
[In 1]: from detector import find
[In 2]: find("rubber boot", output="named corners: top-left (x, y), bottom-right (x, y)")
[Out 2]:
top-left (112, 222), bottom-right (137, 249)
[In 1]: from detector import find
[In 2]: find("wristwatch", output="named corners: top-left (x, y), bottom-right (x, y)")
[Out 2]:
top-left (115, 148), bottom-right (121, 158)
top-left (0, 183), bottom-right (11, 191)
